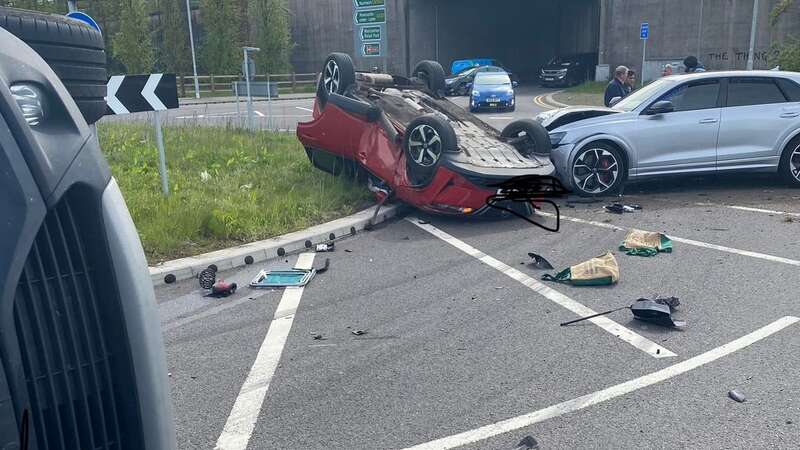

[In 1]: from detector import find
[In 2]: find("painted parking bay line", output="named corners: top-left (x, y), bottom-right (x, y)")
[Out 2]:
top-left (539, 212), bottom-right (800, 267)
top-left (695, 202), bottom-right (800, 218)
top-left (403, 316), bottom-right (800, 450)
top-left (215, 253), bottom-right (315, 450)
top-left (408, 218), bottom-right (676, 359)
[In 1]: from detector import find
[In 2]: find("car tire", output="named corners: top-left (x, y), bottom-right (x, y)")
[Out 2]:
top-left (779, 136), bottom-right (800, 187)
top-left (317, 52), bottom-right (355, 107)
top-left (403, 114), bottom-right (457, 186)
top-left (413, 60), bottom-right (447, 98)
top-left (571, 142), bottom-right (626, 197)
top-left (508, 105), bottom-right (516, 112)
top-left (0, 7), bottom-right (107, 124)
top-left (501, 119), bottom-right (550, 157)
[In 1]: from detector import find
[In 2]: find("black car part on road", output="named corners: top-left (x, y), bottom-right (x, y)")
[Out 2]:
top-left (0, 7), bottom-right (107, 124)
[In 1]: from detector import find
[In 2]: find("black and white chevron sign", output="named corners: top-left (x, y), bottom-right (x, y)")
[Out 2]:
top-left (105, 73), bottom-right (179, 115)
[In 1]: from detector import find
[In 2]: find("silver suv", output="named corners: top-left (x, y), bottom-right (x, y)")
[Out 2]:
top-left (539, 71), bottom-right (800, 196)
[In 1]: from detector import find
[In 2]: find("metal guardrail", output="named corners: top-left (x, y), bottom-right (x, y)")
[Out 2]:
top-left (177, 73), bottom-right (317, 97)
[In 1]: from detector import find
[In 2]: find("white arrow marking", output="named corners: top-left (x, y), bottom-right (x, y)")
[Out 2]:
top-left (105, 75), bottom-right (129, 115)
top-left (142, 73), bottom-right (167, 111)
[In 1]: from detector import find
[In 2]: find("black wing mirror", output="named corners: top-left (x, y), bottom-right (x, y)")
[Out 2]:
top-left (512, 81), bottom-right (519, 88)
top-left (646, 100), bottom-right (675, 115)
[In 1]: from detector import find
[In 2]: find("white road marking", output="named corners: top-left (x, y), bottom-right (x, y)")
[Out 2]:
top-left (539, 212), bottom-right (800, 267)
top-left (215, 253), bottom-right (316, 450)
top-left (253, 110), bottom-right (265, 117)
top-left (695, 202), bottom-right (800, 218)
top-left (486, 116), bottom-right (514, 120)
top-left (296, 106), bottom-right (314, 113)
top-left (403, 316), bottom-right (800, 450)
top-left (408, 218), bottom-right (676, 359)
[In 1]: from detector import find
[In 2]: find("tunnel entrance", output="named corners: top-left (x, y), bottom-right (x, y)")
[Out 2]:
top-left (405, 0), bottom-right (600, 82)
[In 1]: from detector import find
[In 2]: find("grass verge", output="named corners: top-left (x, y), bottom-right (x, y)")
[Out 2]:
top-left (552, 81), bottom-right (606, 107)
top-left (97, 123), bottom-right (373, 264)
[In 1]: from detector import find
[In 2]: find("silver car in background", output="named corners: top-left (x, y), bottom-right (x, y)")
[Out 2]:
top-left (539, 71), bottom-right (800, 196)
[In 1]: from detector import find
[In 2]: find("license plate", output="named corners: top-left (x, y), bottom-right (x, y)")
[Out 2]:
top-left (488, 103), bottom-right (497, 107)
top-left (545, 77), bottom-right (554, 81)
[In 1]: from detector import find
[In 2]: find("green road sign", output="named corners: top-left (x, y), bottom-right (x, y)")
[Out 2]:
top-left (360, 25), bottom-right (381, 41)
top-left (354, 0), bottom-right (384, 7)
top-left (362, 42), bottom-right (381, 57)
top-left (354, 8), bottom-right (385, 25)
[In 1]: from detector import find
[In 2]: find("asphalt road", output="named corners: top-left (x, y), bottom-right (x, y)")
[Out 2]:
top-left (100, 84), bottom-right (557, 132)
top-left (153, 87), bottom-right (800, 449)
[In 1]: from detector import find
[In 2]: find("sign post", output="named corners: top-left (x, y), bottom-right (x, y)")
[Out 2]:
top-left (105, 73), bottom-right (179, 196)
top-left (353, 0), bottom-right (388, 71)
top-left (242, 47), bottom-right (260, 131)
top-left (640, 22), bottom-right (649, 87)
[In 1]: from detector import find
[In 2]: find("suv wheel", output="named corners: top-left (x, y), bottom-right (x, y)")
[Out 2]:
top-left (571, 142), bottom-right (625, 196)
top-left (780, 137), bottom-right (800, 187)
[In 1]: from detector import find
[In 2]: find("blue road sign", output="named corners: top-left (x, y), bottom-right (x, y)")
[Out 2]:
top-left (640, 22), bottom-right (649, 40)
top-left (66, 11), bottom-right (101, 33)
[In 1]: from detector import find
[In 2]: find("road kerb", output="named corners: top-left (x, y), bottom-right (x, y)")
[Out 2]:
top-left (149, 204), bottom-right (400, 286)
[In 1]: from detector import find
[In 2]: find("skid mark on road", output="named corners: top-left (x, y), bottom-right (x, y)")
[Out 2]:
top-left (408, 218), bottom-right (676, 359)
top-left (215, 253), bottom-right (315, 450)
top-left (403, 316), bottom-right (800, 450)
top-left (539, 212), bottom-right (800, 267)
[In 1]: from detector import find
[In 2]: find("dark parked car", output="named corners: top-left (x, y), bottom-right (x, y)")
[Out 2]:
top-left (298, 53), bottom-right (554, 217)
top-left (0, 8), bottom-right (175, 449)
top-left (445, 65), bottom-right (507, 96)
top-left (539, 54), bottom-right (597, 87)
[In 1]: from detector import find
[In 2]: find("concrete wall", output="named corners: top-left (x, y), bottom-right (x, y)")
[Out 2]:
top-left (600, 0), bottom-right (800, 80)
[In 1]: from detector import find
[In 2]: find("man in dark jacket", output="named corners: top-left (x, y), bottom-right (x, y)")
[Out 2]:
top-left (604, 65), bottom-right (629, 107)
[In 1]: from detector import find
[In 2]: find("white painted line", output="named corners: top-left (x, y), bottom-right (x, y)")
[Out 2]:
top-left (403, 316), bottom-right (800, 450)
top-left (295, 106), bottom-right (314, 113)
top-left (539, 212), bottom-right (800, 267)
top-left (215, 253), bottom-right (316, 450)
top-left (486, 116), bottom-right (515, 120)
top-left (407, 218), bottom-right (676, 359)
top-left (695, 202), bottom-right (800, 218)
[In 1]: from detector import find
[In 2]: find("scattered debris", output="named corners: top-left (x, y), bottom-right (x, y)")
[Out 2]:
top-left (402, 236), bottom-right (410, 240)
top-left (514, 435), bottom-right (540, 450)
top-left (315, 242), bottom-right (335, 252)
top-left (207, 280), bottom-right (238, 298)
top-left (418, 219), bottom-right (430, 224)
top-left (527, 252), bottom-right (554, 270)
top-left (605, 203), bottom-right (641, 214)
top-left (351, 329), bottom-right (367, 336)
top-left (784, 217), bottom-right (795, 223)
top-left (728, 390), bottom-right (746, 403)
top-left (345, 249), bottom-right (353, 253)
top-left (543, 252), bottom-right (619, 286)
top-left (198, 265), bottom-right (218, 289)
top-left (312, 334), bottom-right (325, 340)
top-left (561, 296), bottom-right (684, 328)
top-left (250, 268), bottom-right (315, 288)
top-left (619, 229), bottom-right (673, 256)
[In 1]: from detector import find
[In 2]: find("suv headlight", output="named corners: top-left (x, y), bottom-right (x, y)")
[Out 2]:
top-left (472, 90), bottom-right (480, 97)
top-left (11, 83), bottom-right (46, 126)
top-left (549, 132), bottom-right (567, 146)
top-left (506, 88), bottom-right (514, 95)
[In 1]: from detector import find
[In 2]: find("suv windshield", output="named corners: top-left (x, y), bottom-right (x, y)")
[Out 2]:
top-left (474, 74), bottom-right (511, 86)
top-left (612, 78), bottom-right (675, 111)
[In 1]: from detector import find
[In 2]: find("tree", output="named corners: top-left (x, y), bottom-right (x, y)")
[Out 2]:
top-left (768, 0), bottom-right (800, 71)
top-left (155, 0), bottom-right (191, 75)
top-left (1, 0), bottom-right (64, 13)
top-left (199, 0), bottom-right (240, 74)
top-left (248, 0), bottom-right (293, 74)
top-left (112, 0), bottom-right (154, 73)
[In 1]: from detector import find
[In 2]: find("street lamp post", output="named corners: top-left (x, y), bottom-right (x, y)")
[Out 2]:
top-left (746, 0), bottom-right (760, 70)
top-left (185, 0), bottom-right (201, 99)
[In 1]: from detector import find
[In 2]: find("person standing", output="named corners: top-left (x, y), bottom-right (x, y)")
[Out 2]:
top-left (604, 65), bottom-right (629, 107)
top-left (625, 70), bottom-right (637, 94)
top-left (684, 56), bottom-right (706, 73)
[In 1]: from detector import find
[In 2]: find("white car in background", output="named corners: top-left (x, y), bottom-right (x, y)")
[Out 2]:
top-left (539, 71), bottom-right (800, 196)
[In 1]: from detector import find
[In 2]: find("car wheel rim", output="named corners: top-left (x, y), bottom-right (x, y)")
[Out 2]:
top-left (324, 60), bottom-right (340, 94)
top-left (573, 148), bottom-right (619, 194)
top-left (791, 144), bottom-right (800, 182)
top-left (408, 124), bottom-right (442, 168)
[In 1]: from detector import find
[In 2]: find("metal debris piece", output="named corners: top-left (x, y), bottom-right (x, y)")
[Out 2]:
top-left (728, 390), bottom-right (746, 403)
top-left (561, 297), bottom-right (685, 328)
top-left (515, 435), bottom-right (540, 450)
top-left (315, 242), bottom-right (335, 252)
top-left (527, 252), bottom-right (554, 270)
top-left (351, 329), bottom-right (367, 336)
top-left (312, 334), bottom-right (325, 340)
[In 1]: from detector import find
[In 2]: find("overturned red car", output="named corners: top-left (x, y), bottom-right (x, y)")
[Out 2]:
top-left (297, 53), bottom-right (556, 216)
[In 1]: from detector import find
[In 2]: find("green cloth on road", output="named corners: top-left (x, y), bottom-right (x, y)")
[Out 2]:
top-left (619, 229), bottom-right (673, 256)
top-left (542, 252), bottom-right (619, 286)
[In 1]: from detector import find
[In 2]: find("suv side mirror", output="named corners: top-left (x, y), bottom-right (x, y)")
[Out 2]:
top-left (512, 81), bottom-right (519, 88)
top-left (609, 96), bottom-right (622, 106)
top-left (646, 100), bottom-right (675, 115)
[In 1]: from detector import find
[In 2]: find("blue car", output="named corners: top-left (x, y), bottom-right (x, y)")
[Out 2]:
top-left (469, 72), bottom-right (516, 112)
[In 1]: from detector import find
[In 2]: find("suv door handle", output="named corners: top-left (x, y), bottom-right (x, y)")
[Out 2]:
top-left (780, 112), bottom-right (800, 118)
top-left (699, 118), bottom-right (718, 124)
